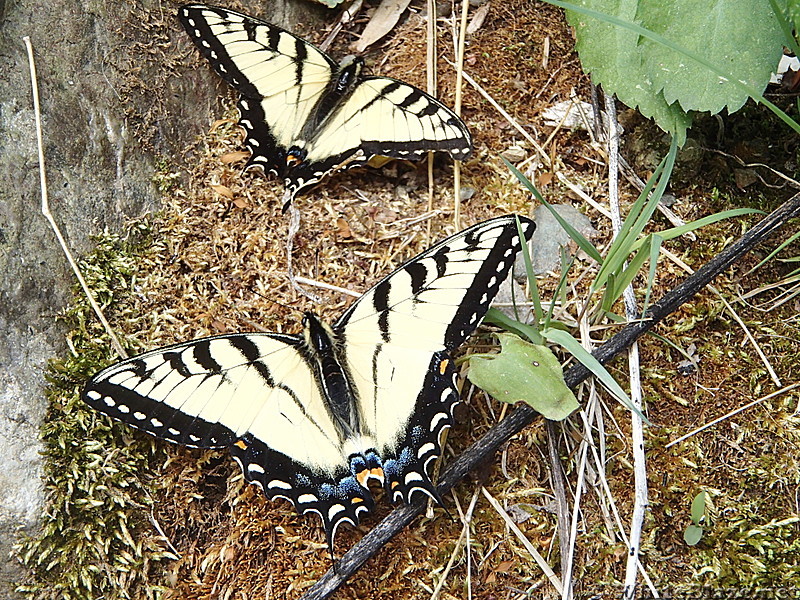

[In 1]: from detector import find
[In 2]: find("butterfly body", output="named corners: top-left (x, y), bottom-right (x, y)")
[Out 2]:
top-left (84, 215), bottom-right (535, 549)
top-left (179, 4), bottom-right (473, 207)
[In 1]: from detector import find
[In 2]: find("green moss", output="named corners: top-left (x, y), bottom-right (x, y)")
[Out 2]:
top-left (13, 224), bottom-right (175, 600)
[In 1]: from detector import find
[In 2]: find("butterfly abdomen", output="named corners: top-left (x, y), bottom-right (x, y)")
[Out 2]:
top-left (301, 312), bottom-right (362, 438)
top-left (303, 56), bottom-right (365, 138)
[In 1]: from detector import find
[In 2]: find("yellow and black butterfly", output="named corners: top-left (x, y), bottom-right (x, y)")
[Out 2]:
top-left (179, 4), bottom-right (473, 209)
top-left (83, 215), bottom-right (534, 551)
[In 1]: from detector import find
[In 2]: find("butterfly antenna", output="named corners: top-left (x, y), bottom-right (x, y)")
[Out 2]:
top-left (285, 203), bottom-right (322, 302)
top-left (248, 288), bottom-right (295, 313)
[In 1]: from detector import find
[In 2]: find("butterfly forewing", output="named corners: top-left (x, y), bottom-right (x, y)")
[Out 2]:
top-left (179, 5), bottom-right (335, 153)
top-left (336, 215), bottom-right (536, 465)
top-left (84, 333), bottom-right (346, 475)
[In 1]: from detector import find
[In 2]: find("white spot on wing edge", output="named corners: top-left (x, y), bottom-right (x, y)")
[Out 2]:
top-left (86, 390), bottom-right (101, 401)
top-left (328, 503), bottom-right (346, 520)
top-left (417, 442), bottom-right (436, 458)
top-left (404, 471), bottom-right (424, 484)
top-left (268, 479), bottom-right (292, 490)
top-left (298, 493), bottom-right (318, 504)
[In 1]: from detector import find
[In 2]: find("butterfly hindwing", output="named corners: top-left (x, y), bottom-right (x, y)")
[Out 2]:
top-left (178, 3), bottom-right (473, 205)
top-left (290, 76), bottom-right (474, 197)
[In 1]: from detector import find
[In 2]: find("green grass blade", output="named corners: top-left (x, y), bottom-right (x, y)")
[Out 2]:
top-left (593, 139), bottom-right (677, 292)
top-left (630, 208), bottom-right (763, 252)
top-left (504, 158), bottom-right (603, 264)
top-left (543, 327), bottom-right (649, 423)
top-left (745, 228), bottom-right (800, 275)
top-left (484, 308), bottom-right (543, 345)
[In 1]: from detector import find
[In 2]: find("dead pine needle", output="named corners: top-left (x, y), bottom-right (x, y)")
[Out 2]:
top-left (481, 487), bottom-right (563, 594)
top-left (285, 203), bottom-right (322, 303)
top-left (665, 383), bottom-right (800, 449)
top-left (23, 35), bottom-right (128, 360)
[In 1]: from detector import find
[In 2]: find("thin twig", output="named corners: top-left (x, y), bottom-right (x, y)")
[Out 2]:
top-left (665, 383), bottom-right (800, 449)
top-left (451, 486), bottom-right (481, 600)
top-left (23, 36), bottom-right (128, 360)
top-left (561, 420), bottom-right (590, 600)
top-left (454, 67), bottom-right (614, 219)
top-left (430, 524), bottom-right (467, 600)
top-left (285, 204), bottom-right (321, 302)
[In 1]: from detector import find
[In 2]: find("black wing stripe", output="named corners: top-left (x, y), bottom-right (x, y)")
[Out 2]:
top-left (192, 339), bottom-right (223, 374)
top-left (405, 261), bottom-right (429, 296)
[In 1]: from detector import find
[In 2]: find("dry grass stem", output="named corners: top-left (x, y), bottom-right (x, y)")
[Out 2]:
top-left (665, 383), bottom-right (800, 449)
top-left (457, 67), bottom-right (613, 220)
top-left (451, 486), bottom-right (481, 600)
top-left (481, 487), bottom-right (563, 594)
top-left (602, 93), bottom-right (648, 600)
top-left (451, 0), bottom-right (470, 229)
top-left (24, 36), bottom-right (128, 360)
top-left (429, 527), bottom-right (467, 600)
top-left (424, 0), bottom-right (437, 239)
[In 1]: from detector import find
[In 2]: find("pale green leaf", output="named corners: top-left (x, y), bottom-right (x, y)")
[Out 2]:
top-left (691, 491), bottom-right (708, 524)
top-left (467, 333), bottom-right (579, 420)
top-left (684, 524), bottom-right (704, 546)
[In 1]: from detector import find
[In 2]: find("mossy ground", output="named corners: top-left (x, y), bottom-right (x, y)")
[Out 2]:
top-left (13, 0), bottom-right (800, 598)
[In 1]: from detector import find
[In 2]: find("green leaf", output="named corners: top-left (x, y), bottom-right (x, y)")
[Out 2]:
top-left (684, 523), bottom-right (704, 546)
top-left (562, 0), bottom-right (789, 141)
top-left (640, 0), bottom-right (783, 114)
top-left (691, 491), bottom-right (708, 524)
top-left (565, 0), bottom-right (693, 142)
top-left (467, 333), bottom-right (579, 420)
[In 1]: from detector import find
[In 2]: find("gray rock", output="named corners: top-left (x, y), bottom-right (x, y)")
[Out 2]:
top-left (517, 203), bottom-right (598, 276)
top-left (0, 1), bottom-right (323, 595)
